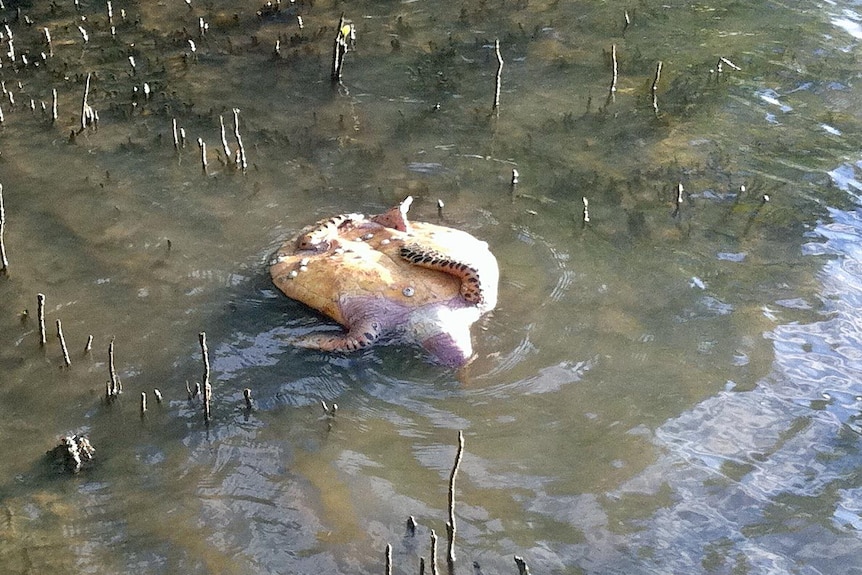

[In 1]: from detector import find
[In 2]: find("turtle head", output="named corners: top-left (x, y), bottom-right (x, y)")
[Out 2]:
top-left (372, 196), bottom-right (413, 233)
top-left (408, 303), bottom-right (479, 367)
top-left (421, 326), bottom-right (474, 368)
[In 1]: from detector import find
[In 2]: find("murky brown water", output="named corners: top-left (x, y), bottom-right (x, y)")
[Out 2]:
top-left (4, 0), bottom-right (862, 573)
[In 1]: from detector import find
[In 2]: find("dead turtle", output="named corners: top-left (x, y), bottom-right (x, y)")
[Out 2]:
top-left (269, 197), bottom-right (498, 367)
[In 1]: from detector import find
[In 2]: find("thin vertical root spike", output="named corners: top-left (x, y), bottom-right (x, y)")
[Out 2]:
top-left (385, 544), bottom-right (392, 575)
top-left (430, 529), bottom-right (439, 575)
top-left (80, 73), bottom-right (91, 132)
top-left (57, 319), bottom-right (71, 367)
top-left (108, 337), bottom-right (122, 397)
top-left (232, 108), bottom-right (247, 172)
top-left (200, 331), bottom-right (212, 423)
top-left (492, 39), bottom-right (503, 111)
top-left (606, 44), bottom-right (618, 106)
top-left (331, 14), bottom-right (347, 81)
top-left (0, 183), bottom-right (7, 274)
top-left (446, 430), bottom-right (464, 571)
top-left (37, 293), bottom-right (46, 347)
top-left (197, 137), bottom-right (207, 171)
top-left (171, 118), bottom-right (179, 150)
top-left (219, 115), bottom-right (231, 159)
top-left (651, 61), bottom-right (663, 114)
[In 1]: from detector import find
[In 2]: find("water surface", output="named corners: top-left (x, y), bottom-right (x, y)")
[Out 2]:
top-left (3, 1), bottom-right (862, 573)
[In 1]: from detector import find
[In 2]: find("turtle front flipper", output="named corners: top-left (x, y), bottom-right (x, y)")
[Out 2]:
top-left (399, 243), bottom-right (484, 305)
top-left (289, 317), bottom-right (383, 353)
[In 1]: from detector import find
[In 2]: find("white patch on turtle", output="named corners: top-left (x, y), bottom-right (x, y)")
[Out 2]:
top-left (402, 286), bottom-right (415, 297)
top-left (288, 270), bottom-right (298, 279)
top-left (299, 265), bottom-right (308, 273)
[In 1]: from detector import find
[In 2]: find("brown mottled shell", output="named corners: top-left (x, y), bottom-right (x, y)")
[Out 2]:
top-left (270, 219), bottom-right (470, 327)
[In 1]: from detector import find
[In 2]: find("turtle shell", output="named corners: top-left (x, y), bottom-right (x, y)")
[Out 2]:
top-left (268, 202), bottom-right (498, 366)
top-left (269, 218), bottom-right (491, 326)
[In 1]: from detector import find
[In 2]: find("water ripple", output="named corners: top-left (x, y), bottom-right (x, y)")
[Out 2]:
top-left (596, 168), bottom-right (862, 572)
top-left (475, 358), bottom-right (594, 398)
top-left (187, 436), bottom-right (340, 573)
top-left (547, 269), bottom-right (574, 303)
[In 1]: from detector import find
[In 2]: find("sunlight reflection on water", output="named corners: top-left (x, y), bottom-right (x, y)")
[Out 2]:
top-left (599, 163), bottom-right (862, 573)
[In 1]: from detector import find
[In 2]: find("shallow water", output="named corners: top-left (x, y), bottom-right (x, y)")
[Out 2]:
top-left (3, 0), bottom-right (862, 573)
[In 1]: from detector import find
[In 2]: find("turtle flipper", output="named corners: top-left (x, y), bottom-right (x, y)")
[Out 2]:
top-left (399, 243), bottom-right (484, 305)
top-left (371, 196), bottom-right (413, 232)
top-left (289, 318), bottom-right (383, 353)
top-left (297, 213), bottom-right (363, 251)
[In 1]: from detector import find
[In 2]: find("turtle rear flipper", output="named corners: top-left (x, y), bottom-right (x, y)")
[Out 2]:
top-left (372, 196), bottom-right (413, 232)
top-left (400, 243), bottom-right (484, 305)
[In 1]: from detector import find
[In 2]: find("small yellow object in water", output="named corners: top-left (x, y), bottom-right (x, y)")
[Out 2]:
top-left (341, 24), bottom-right (351, 37)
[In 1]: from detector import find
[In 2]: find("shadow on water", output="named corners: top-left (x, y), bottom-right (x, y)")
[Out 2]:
top-left (6, 0), bottom-right (862, 574)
